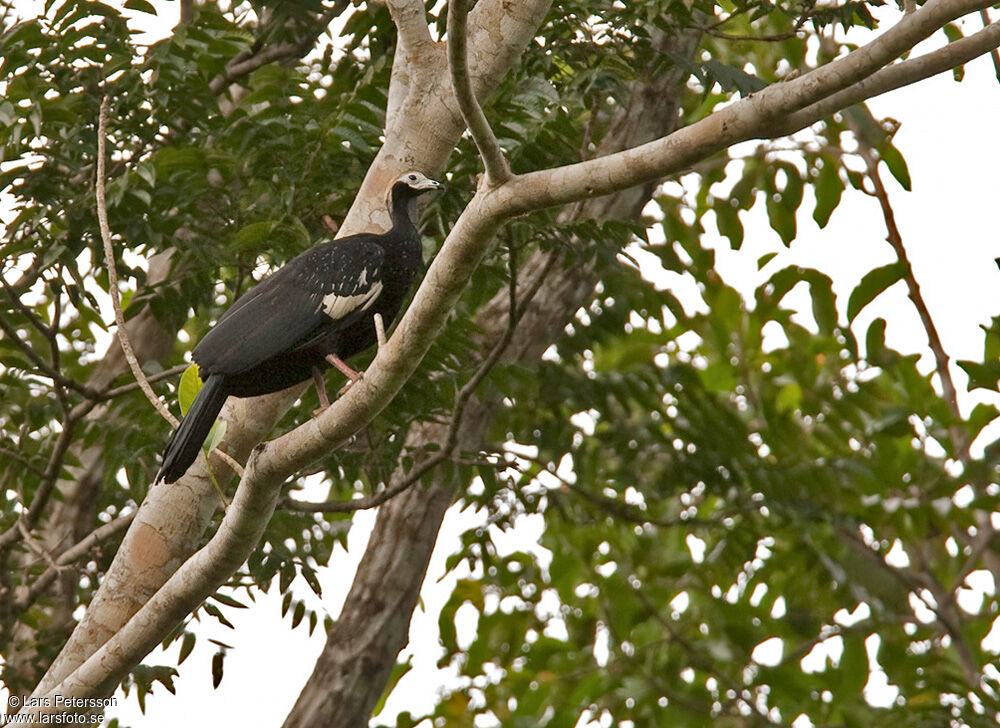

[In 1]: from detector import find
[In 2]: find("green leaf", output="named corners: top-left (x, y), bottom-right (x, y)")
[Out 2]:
top-left (847, 262), bottom-right (906, 322)
top-left (813, 158), bottom-right (844, 228)
top-left (124, 0), bottom-right (157, 13)
top-left (212, 592), bottom-right (248, 609)
top-left (804, 270), bottom-right (837, 332)
top-left (764, 167), bottom-right (798, 245)
top-left (958, 360), bottom-right (1000, 392)
top-left (233, 221), bottom-right (278, 252)
top-left (291, 601), bottom-right (306, 628)
top-left (178, 364), bottom-right (202, 416)
top-left (701, 59), bottom-right (768, 96)
top-left (203, 419), bottom-right (226, 455)
top-left (880, 145), bottom-right (912, 191)
top-left (372, 659), bottom-right (413, 717)
top-left (212, 649), bottom-right (225, 689)
top-left (178, 632), bottom-right (196, 665)
top-left (713, 198), bottom-right (744, 249)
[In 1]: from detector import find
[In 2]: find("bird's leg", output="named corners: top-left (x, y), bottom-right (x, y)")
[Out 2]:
top-left (325, 353), bottom-right (364, 396)
top-left (312, 365), bottom-right (331, 415)
top-left (326, 353), bottom-right (362, 381)
top-left (373, 312), bottom-right (386, 349)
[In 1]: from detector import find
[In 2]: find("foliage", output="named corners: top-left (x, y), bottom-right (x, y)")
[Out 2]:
top-left (1, 0), bottom-right (997, 726)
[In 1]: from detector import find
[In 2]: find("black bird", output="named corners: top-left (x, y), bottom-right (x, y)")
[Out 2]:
top-left (155, 171), bottom-right (443, 484)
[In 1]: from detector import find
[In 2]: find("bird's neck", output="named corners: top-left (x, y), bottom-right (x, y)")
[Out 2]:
top-left (388, 186), bottom-right (419, 236)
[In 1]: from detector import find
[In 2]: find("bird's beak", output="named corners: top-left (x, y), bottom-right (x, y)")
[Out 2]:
top-left (417, 178), bottom-right (444, 192)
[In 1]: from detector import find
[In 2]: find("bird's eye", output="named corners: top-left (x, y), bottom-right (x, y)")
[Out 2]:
top-left (409, 174), bottom-right (416, 180)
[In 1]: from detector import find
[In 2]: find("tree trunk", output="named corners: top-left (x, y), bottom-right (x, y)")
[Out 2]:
top-left (281, 26), bottom-right (701, 727)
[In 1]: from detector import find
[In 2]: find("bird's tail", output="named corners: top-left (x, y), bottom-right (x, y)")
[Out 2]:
top-left (156, 374), bottom-right (227, 484)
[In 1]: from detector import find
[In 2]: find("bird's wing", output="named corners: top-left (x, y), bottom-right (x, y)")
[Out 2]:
top-left (193, 239), bottom-right (384, 375)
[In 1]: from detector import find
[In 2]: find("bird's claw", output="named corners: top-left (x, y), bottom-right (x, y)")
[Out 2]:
top-left (338, 372), bottom-right (363, 397)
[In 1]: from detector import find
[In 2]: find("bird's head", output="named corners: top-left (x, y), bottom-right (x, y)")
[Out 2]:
top-left (394, 171), bottom-right (443, 195)
top-left (387, 171), bottom-right (443, 223)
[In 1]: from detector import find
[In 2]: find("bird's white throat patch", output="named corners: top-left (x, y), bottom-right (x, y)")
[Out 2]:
top-left (321, 281), bottom-right (383, 321)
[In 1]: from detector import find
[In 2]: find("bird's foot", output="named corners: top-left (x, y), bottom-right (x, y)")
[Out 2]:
top-left (325, 353), bottom-right (362, 380)
top-left (373, 313), bottom-right (386, 349)
top-left (337, 372), bottom-right (363, 397)
top-left (312, 366), bottom-right (331, 416)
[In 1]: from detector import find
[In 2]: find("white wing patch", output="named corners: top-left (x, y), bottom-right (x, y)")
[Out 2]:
top-left (321, 281), bottom-right (383, 321)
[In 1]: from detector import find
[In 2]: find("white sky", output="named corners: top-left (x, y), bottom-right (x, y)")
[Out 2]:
top-left (2, 1), bottom-right (1000, 726)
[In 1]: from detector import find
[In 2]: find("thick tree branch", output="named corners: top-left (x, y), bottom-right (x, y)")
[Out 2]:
top-left (493, 0), bottom-right (995, 216)
top-left (775, 19), bottom-right (1000, 134)
top-left (282, 22), bottom-right (701, 727)
top-left (447, 0), bottom-right (511, 184)
top-left (385, 0), bottom-right (434, 56)
top-left (15, 1), bottom-right (357, 696)
top-left (25, 179), bottom-right (509, 720)
top-left (981, 10), bottom-right (1000, 82)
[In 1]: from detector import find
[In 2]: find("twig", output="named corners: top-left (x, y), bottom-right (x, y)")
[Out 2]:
top-left (207, 1), bottom-right (347, 95)
top-left (98, 364), bottom-right (190, 401)
top-left (11, 512), bottom-right (136, 615)
top-left (99, 100), bottom-right (244, 486)
top-left (96, 98), bottom-right (179, 430)
top-left (982, 10), bottom-right (1000, 83)
top-left (0, 403), bottom-right (94, 555)
top-left (0, 314), bottom-right (99, 399)
top-left (630, 586), bottom-right (768, 721)
top-left (857, 142), bottom-right (967, 455)
top-left (703, 27), bottom-right (800, 41)
top-left (446, 0), bottom-right (512, 185)
top-left (17, 517), bottom-right (61, 570)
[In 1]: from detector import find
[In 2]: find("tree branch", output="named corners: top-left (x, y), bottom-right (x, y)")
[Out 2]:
top-left (11, 513), bottom-right (135, 615)
top-left (32, 0), bottom-right (553, 705)
top-left (857, 141), bottom-right (966, 447)
top-left (25, 180), bottom-right (516, 719)
top-left (97, 98), bottom-right (245, 481)
top-left (492, 0), bottom-right (996, 216)
top-left (447, 0), bottom-right (511, 184)
top-left (385, 0), bottom-right (434, 55)
top-left (207, 1), bottom-right (349, 95)
top-left (0, 314), bottom-right (100, 399)
top-left (96, 98), bottom-right (178, 431)
top-left (981, 10), bottom-right (1000, 83)
top-left (0, 400), bottom-right (97, 556)
top-left (774, 19), bottom-right (1000, 134)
